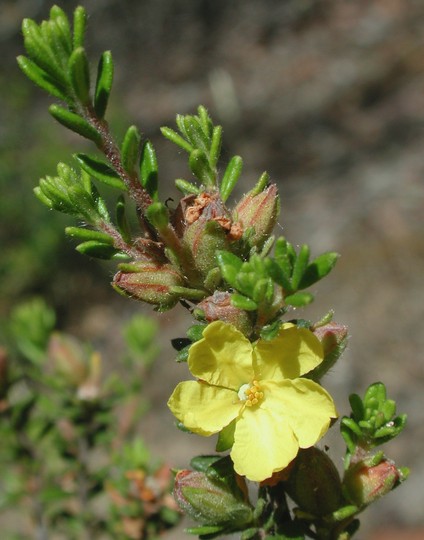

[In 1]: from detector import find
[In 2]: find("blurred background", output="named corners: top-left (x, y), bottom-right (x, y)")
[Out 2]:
top-left (1, 0), bottom-right (423, 538)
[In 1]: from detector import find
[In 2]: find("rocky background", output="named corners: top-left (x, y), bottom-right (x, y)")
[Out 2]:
top-left (1, 0), bottom-right (424, 538)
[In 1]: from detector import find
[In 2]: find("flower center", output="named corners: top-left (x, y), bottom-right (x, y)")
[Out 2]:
top-left (238, 380), bottom-right (264, 407)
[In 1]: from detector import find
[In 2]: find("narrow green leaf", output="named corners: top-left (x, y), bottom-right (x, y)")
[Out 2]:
top-left (17, 55), bottom-right (69, 102)
top-left (220, 155), bottom-right (243, 202)
top-left (189, 149), bottom-right (215, 186)
top-left (274, 237), bottom-right (293, 278)
top-left (74, 153), bottom-right (125, 189)
top-left (341, 417), bottom-right (363, 438)
top-left (72, 6), bottom-right (87, 49)
top-left (75, 240), bottom-right (118, 259)
top-left (216, 250), bottom-right (243, 285)
top-left (50, 6), bottom-right (72, 55)
top-left (186, 324), bottom-right (207, 342)
top-left (116, 196), bottom-right (132, 243)
top-left (121, 125), bottom-right (141, 175)
top-left (34, 186), bottom-right (54, 208)
top-left (94, 50), bottom-right (114, 118)
top-left (40, 20), bottom-right (69, 66)
top-left (251, 171), bottom-right (270, 196)
top-left (290, 244), bottom-right (310, 290)
top-left (381, 399), bottom-right (396, 422)
top-left (209, 125), bottom-right (222, 168)
top-left (140, 140), bottom-right (158, 199)
top-left (349, 393), bottom-right (365, 421)
top-left (197, 105), bottom-right (213, 137)
top-left (231, 294), bottom-right (257, 311)
top-left (175, 178), bottom-right (200, 195)
top-left (299, 252), bottom-right (339, 289)
top-left (264, 257), bottom-right (292, 293)
top-left (69, 46), bottom-right (90, 104)
top-left (160, 126), bottom-right (193, 153)
top-left (22, 19), bottom-right (66, 85)
top-left (65, 226), bottom-right (113, 244)
top-left (183, 115), bottom-right (209, 153)
top-left (284, 291), bottom-right (314, 307)
top-left (49, 104), bottom-right (102, 144)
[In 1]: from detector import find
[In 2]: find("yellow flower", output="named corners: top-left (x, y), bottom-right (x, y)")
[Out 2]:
top-left (168, 321), bottom-right (337, 482)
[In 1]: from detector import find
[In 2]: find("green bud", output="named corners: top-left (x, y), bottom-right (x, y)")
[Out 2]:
top-left (174, 469), bottom-right (253, 528)
top-left (197, 292), bottom-right (253, 336)
top-left (343, 457), bottom-right (406, 507)
top-left (233, 183), bottom-right (279, 249)
top-left (113, 261), bottom-right (184, 309)
top-left (284, 447), bottom-right (343, 517)
top-left (182, 193), bottom-right (234, 279)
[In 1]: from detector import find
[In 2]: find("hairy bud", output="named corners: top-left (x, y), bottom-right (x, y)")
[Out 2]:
top-left (197, 292), bottom-right (252, 336)
top-left (113, 262), bottom-right (184, 309)
top-left (343, 458), bottom-right (404, 507)
top-left (233, 183), bottom-right (279, 249)
top-left (174, 469), bottom-right (253, 528)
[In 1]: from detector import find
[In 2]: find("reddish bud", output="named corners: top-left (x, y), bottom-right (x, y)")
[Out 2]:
top-left (313, 322), bottom-right (348, 358)
top-left (343, 458), bottom-right (403, 507)
top-left (197, 292), bottom-right (252, 336)
top-left (113, 262), bottom-right (184, 309)
top-left (233, 183), bottom-right (279, 249)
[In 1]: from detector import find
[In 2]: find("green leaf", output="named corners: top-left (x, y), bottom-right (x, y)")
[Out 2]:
top-left (22, 18), bottom-right (62, 75)
top-left (121, 125), bottom-right (141, 175)
top-left (69, 46), bottom-right (90, 104)
top-left (175, 178), bottom-right (200, 195)
top-left (216, 251), bottom-right (243, 288)
top-left (291, 244), bottom-right (310, 290)
top-left (94, 50), bottom-right (114, 118)
top-left (231, 294), bottom-right (257, 311)
top-left (50, 6), bottom-right (72, 55)
top-left (349, 393), bottom-right (365, 422)
top-left (49, 104), bottom-right (102, 144)
top-left (186, 324), bottom-right (207, 342)
top-left (116, 196), bottom-right (132, 242)
top-left (298, 252), bottom-right (339, 289)
top-left (140, 140), bottom-right (158, 199)
top-left (274, 237), bottom-right (294, 278)
top-left (65, 226), bottom-right (113, 244)
top-left (17, 55), bottom-right (69, 102)
top-left (160, 126), bottom-right (193, 153)
top-left (183, 115), bottom-right (210, 154)
top-left (189, 149), bottom-right (215, 186)
top-left (209, 125), bottom-right (222, 169)
top-left (74, 153), bottom-right (125, 189)
top-left (197, 105), bottom-right (213, 137)
top-left (220, 156), bottom-right (243, 202)
top-left (284, 292), bottom-right (314, 307)
top-left (72, 6), bottom-right (87, 49)
top-left (75, 240), bottom-right (119, 259)
top-left (264, 258), bottom-right (293, 292)
top-left (216, 420), bottom-right (236, 452)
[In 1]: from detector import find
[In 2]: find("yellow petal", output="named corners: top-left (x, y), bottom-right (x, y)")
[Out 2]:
top-left (231, 404), bottom-right (299, 482)
top-left (262, 379), bottom-right (337, 448)
top-left (167, 380), bottom-right (241, 436)
top-left (188, 321), bottom-right (254, 391)
top-left (254, 325), bottom-right (323, 381)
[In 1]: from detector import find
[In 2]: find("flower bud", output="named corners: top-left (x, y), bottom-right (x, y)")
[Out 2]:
top-left (284, 447), bottom-right (343, 516)
top-left (183, 214), bottom-right (229, 279)
top-left (48, 332), bottom-right (89, 386)
top-left (233, 183), bottom-right (279, 249)
top-left (313, 322), bottom-right (348, 358)
top-left (174, 469), bottom-right (253, 528)
top-left (197, 292), bottom-right (253, 336)
top-left (113, 261), bottom-right (184, 309)
top-left (343, 458), bottom-right (403, 507)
